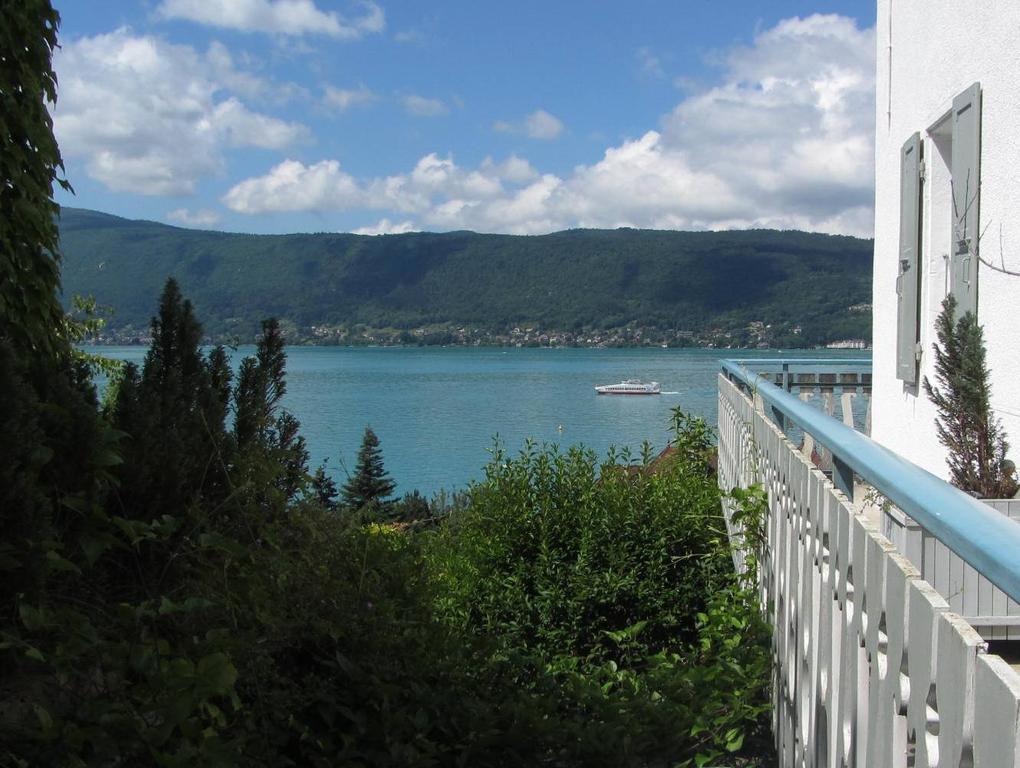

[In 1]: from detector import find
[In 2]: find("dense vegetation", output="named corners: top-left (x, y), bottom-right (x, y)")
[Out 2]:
top-left (3, 276), bottom-right (774, 764)
top-left (58, 207), bottom-right (873, 346)
top-left (3, 5), bottom-right (773, 765)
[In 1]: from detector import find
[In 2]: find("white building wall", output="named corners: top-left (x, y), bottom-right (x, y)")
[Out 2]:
top-left (872, 0), bottom-right (1020, 478)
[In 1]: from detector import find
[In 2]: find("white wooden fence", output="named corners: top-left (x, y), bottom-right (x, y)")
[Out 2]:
top-left (719, 372), bottom-right (1020, 767)
top-left (883, 501), bottom-right (1020, 641)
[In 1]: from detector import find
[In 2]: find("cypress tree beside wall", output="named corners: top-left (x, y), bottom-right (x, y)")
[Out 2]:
top-left (923, 295), bottom-right (1018, 498)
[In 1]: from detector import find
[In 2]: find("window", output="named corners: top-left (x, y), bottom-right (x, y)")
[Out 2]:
top-left (895, 82), bottom-right (981, 385)
top-left (896, 133), bottom-right (923, 385)
top-left (949, 82), bottom-right (981, 317)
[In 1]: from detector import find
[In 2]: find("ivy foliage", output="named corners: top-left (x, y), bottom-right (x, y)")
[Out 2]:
top-left (0, 0), bottom-right (71, 358)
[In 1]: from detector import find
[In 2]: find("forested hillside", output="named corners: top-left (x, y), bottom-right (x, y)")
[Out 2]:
top-left (59, 207), bottom-right (873, 346)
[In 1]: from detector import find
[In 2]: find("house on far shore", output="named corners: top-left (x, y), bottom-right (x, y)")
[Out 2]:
top-left (871, 0), bottom-right (1020, 477)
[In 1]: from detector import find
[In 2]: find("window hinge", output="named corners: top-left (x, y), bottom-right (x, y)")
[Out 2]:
top-left (914, 342), bottom-right (923, 361)
top-left (919, 159), bottom-right (926, 181)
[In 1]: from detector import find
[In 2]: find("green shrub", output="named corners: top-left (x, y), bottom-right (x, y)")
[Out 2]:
top-left (424, 413), bottom-right (773, 766)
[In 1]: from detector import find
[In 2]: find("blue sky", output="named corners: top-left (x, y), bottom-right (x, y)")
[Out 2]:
top-left (52, 0), bottom-right (877, 236)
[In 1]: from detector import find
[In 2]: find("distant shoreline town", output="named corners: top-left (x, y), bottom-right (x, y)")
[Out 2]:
top-left (85, 321), bottom-right (871, 351)
top-left (60, 208), bottom-right (874, 354)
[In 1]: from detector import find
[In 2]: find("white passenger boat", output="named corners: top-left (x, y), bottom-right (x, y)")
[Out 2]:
top-left (594, 379), bottom-right (661, 395)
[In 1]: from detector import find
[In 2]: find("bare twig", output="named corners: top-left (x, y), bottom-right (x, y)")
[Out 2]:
top-left (976, 223), bottom-right (1020, 277)
top-left (957, 169), bottom-right (1020, 277)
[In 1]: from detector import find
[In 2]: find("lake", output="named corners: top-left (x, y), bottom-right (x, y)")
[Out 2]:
top-left (95, 346), bottom-right (869, 497)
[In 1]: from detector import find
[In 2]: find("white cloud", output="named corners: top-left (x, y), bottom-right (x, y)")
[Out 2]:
top-left (223, 159), bottom-right (361, 213)
top-left (53, 29), bottom-right (307, 196)
top-left (495, 109), bottom-right (565, 140)
top-left (553, 131), bottom-right (741, 226)
top-left (480, 155), bottom-right (539, 184)
top-left (394, 29), bottom-right (425, 44)
top-left (167, 208), bottom-right (222, 227)
top-left (401, 94), bottom-right (448, 117)
top-left (660, 14), bottom-right (875, 229)
top-left (220, 137), bottom-right (740, 234)
top-left (213, 98), bottom-right (305, 147)
top-left (224, 14), bottom-right (876, 236)
top-left (157, 0), bottom-right (385, 39)
top-left (204, 41), bottom-right (305, 103)
top-left (324, 85), bottom-right (378, 111)
top-left (222, 152), bottom-right (537, 218)
top-left (525, 109), bottom-right (564, 140)
top-left (352, 218), bottom-right (417, 235)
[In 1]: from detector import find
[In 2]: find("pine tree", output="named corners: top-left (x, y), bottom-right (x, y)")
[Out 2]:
top-left (232, 319), bottom-right (309, 506)
top-left (342, 427), bottom-right (396, 514)
top-left (923, 295), bottom-right (1017, 498)
top-left (111, 278), bottom-right (230, 520)
top-left (275, 410), bottom-right (309, 500)
top-left (234, 318), bottom-right (288, 452)
top-left (310, 463), bottom-right (339, 510)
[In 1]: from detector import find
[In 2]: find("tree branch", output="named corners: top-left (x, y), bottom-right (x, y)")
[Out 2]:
top-left (977, 222), bottom-right (1020, 277)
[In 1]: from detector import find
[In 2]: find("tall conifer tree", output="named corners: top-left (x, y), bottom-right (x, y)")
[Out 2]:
top-left (342, 427), bottom-right (396, 513)
top-left (310, 464), bottom-right (339, 510)
top-left (111, 278), bottom-right (230, 520)
top-left (924, 295), bottom-right (1017, 498)
top-left (232, 319), bottom-right (309, 506)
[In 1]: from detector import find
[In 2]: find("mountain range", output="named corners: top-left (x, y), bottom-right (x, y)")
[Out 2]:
top-left (57, 207), bottom-right (873, 346)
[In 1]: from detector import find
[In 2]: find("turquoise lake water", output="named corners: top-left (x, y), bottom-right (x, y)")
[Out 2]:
top-left (96, 346), bottom-right (869, 497)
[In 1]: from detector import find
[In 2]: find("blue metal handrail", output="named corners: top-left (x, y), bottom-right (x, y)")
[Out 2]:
top-left (725, 358), bottom-right (872, 366)
top-left (722, 358), bottom-right (1020, 604)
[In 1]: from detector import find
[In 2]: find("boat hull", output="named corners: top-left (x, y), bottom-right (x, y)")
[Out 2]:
top-left (594, 379), bottom-right (661, 395)
top-left (594, 388), bottom-right (660, 395)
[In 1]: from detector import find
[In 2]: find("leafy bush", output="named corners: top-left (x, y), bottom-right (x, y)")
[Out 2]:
top-left (423, 414), bottom-right (773, 765)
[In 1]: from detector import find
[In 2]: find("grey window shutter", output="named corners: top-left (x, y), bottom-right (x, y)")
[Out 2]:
top-left (951, 82), bottom-right (981, 317)
top-left (896, 132), bottom-right (922, 384)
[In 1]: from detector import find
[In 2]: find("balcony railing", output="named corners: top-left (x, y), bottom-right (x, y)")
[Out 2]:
top-left (718, 359), bottom-right (1020, 767)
